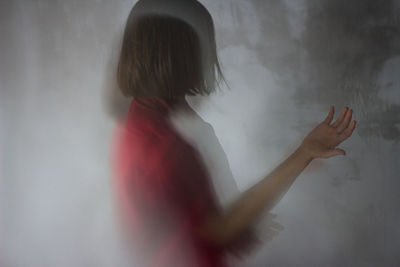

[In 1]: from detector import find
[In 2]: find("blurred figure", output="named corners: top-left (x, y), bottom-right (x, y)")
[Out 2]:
top-left (111, 0), bottom-right (357, 266)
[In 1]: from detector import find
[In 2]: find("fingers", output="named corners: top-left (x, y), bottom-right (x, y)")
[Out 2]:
top-left (340, 120), bottom-right (357, 139)
top-left (331, 106), bottom-right (348, 127)
top-left (323, 106), bottom-right (334, 124)
top-left (336, 108), bottom-right (352, 133)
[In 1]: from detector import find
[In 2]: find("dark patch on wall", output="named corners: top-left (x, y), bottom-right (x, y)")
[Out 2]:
top-left (234, 0), bottom-right (400, 142)
top-left (298, 0), bottom-right (400, 141)
top-left (249, 0), bottom-right (298, 77)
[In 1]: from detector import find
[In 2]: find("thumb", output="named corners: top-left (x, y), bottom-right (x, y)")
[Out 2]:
top-left (323, 148), bottom-right (346, 158)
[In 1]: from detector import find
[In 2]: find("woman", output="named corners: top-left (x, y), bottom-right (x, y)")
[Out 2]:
top-left (112, 0), bottom-right (357, 266)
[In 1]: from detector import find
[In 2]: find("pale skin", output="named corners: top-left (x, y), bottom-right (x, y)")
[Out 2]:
top-left (196, 105), bottom-right (357, 247)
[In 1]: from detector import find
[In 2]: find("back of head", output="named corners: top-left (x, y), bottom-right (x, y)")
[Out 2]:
top-left (117, 0), bottom-right (224, 101)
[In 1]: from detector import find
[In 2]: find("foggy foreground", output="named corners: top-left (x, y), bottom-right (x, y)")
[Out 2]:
top-left (1, 0), bottom-right (400, 266)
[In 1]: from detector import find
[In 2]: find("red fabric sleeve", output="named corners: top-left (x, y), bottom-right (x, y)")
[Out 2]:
top-left (151, 137), bottom-right (227, 266)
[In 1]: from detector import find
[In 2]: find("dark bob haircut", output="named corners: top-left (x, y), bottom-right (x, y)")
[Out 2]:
top-left (117, 0), bottom-right (226, 100)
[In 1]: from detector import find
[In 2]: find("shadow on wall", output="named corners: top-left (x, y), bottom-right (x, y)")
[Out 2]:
top-left (300, 0), bottom-right (400, 142)
top-left (245, 0), bottom-right (400, 142)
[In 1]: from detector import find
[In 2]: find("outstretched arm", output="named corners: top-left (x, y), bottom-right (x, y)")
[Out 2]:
top-left (199, 106), bottom-right (357, 246)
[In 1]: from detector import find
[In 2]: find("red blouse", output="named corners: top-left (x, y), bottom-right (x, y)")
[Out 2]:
top-left (112, 97), bottom-right (227, 267)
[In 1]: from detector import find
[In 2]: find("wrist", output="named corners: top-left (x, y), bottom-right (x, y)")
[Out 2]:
top-left (295, 144), bottom-right (314, 163)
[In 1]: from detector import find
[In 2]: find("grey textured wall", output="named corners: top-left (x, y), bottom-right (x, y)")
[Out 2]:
top-left (1, 0), bottom-right (399, 266)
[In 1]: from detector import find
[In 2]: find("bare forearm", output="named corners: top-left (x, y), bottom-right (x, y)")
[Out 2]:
top-left (201, 145), bottom-right (313, 245)
top-left (201, 105), bottom-right (357, 246)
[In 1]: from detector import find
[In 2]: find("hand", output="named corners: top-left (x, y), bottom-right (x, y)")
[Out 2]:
top-left (300, 106), bottom-right (356, 159)
top-left (226, 228), bottom-right (261, 258)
